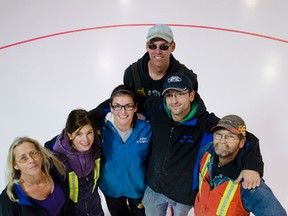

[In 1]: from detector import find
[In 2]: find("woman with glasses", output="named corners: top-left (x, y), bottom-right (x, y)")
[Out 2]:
top-left (0, 136), bottom-right (66, 216)
top-left (45, 109), bottom-right (104, 216)
top-left (98, 84), bottom-right (152, 216)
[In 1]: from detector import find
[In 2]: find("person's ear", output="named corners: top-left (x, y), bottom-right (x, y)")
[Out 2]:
top-left (189, 90), bottom-right (195, 102)
top-left (67, 133), bottom-right (73, 140)
top-left (170, 42), bottom-right (176, 52)
top-left (239, 138), bottom-right (246, 149)
top-left (14, 164), bottom-right (19, 170)
top-left (145, 42), bottom-right (149, 52)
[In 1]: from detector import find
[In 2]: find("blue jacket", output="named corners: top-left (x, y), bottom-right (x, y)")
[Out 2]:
top-left (98, 112), bottom-right (152, 199)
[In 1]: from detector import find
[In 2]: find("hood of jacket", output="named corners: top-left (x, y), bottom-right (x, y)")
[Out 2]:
top-left (53, 130), bottom-right (94, 177)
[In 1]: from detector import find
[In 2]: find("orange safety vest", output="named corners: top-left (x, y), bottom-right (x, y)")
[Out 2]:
top-left (194, 152), bottom-right (249, 216)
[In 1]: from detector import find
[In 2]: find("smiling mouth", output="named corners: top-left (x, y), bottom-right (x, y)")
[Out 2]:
top-left (155, 55), bottom-right (163, 58)
top-left (170, 104), bottom-right (180, 108)
top-left (118, 115), bottom-right (129, 119)
top-left (154, 56), bottom-right (164, 61)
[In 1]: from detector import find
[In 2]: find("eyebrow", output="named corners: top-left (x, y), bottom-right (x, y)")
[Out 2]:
top-left (17, 149), bottom-right (37, 155)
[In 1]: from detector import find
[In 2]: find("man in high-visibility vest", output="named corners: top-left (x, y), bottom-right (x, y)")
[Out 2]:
top-left (194, 114), bottom-right (287, 216)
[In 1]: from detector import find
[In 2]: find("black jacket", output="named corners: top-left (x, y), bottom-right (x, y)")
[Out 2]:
top-left (0, 189), bottom-right (50, 216)
top-left (123, 52), bottom-right (199, 94)
top-left (123, 52), bottom-right (198, 112)
top-left (144, 95), bottom-right (263, 205)
top-left (0, 166), bottom-right (68, 216)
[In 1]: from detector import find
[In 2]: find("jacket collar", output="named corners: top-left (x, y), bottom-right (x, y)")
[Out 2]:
top-left (14, 183), bottom-right (32, 206)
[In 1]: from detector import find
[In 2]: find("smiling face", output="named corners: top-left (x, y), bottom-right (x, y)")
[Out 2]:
top-left (13, 141), bottom-right (42, 177)
top-left (164, 89), bottom-right (195, 122)
top-left (110, 94), bottom-right (137, 131)
top-left (146, 39), bottom-right (175, 68)
top-left (68, 124), bottom-right (94, 152)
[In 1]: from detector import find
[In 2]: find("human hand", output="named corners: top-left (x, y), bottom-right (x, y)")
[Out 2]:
top-left (136, 113), bottom-right (146, 120)
top-left (234, 169), bottom-right (260, 189)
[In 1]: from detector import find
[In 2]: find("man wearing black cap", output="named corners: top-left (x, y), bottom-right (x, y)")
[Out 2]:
top-left (142, 73), bottom-right (264, 216)
top-left (194, 115), bottom-right (286, 216)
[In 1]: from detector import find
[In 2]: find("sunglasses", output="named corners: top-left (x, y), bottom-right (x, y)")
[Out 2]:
top-left (147, 43), bottom-right (172, 51)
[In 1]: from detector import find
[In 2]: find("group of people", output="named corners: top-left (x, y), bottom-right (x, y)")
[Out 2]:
top-left (0, 24), bottom-right (286, 216)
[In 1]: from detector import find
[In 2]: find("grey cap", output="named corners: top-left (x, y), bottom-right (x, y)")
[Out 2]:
top-left (146, 24), bottom-right (174, 42)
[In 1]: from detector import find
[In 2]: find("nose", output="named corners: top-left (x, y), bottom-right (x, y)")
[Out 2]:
top-left (26, 154), bottom-right (35, 163)
top-left (119, 107), bottom-right (127, 113)
top-left (171, 95), bottom-right (178, 103)
top-left (155, 46), bottom-right (163, 53)
top-left (82, 134), bottom-right (89, 142)
top-left (219, 136), bottom-right (227, 143)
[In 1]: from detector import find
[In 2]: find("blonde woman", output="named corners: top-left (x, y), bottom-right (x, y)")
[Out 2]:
top-left (0, 137), bottom-right (66, 216)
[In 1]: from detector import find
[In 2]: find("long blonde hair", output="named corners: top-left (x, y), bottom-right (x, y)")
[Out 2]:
top-left (6, 136), bottom-right (66, 202)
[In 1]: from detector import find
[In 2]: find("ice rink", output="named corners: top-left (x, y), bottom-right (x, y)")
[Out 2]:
top-left (1, 1), bottom-right (287, 215)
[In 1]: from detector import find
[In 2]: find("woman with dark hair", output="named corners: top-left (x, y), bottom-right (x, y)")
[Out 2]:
top-left (0, 136), bottom-right (66, 216)
top-left (98, 84), bottom-right (152, 216)
top-left (45, 109), bottom-right (104, 216)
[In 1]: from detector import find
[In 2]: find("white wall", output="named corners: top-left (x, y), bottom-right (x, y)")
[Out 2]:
top-left (1, 0), bottom-right (287, 214)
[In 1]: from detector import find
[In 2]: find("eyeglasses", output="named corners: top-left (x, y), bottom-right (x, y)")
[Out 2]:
top-left (164, 91), bottom-right (189, 99)
top-left (111, 103), bottom-right (135, 111)
top-left (17, 150), bottom-right (41, 163)
top-left (147, 43), bottom-right (172, 51)
top-left (213, 133), bottom-right (239, 143)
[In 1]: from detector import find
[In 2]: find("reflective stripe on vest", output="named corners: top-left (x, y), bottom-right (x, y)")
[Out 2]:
top-left (68, 158), bottom-right (101, 203)
top-left (92, 158), bottom-right (101, 193)
top-left (199, 152), bottom-right (211, 194)
top-left (198, 151), bottom-right (245, 216)
top-left (216, 181), bottom-right (239, 216)
top-left (68, 171), bottom-right (79, 203)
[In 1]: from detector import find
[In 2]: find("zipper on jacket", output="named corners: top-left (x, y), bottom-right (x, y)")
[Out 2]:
top-left (169, 127), bottom-right (174, 138)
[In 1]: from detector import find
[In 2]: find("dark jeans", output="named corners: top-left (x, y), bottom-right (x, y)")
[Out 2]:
top-left (105, 195), bottom-right (145, 216)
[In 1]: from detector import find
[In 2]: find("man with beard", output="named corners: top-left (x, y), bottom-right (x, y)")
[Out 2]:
top-left (194, 115), bottom-right (286, 216)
